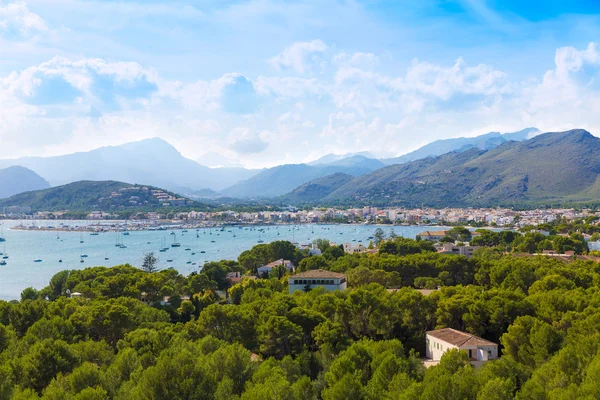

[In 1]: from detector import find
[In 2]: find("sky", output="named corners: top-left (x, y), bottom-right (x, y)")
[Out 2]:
top-left (1, 0), bottom-right (600, 168)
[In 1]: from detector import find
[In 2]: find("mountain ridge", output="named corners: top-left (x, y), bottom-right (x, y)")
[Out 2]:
top-left (0, 138), bottom-right (259, 193)
top-left (0, 166), bottom-right (51, 199)
top-left (321, 129), bottom-right (600, 207)
top-left (381, 127), bottom-right (540, 165)
top-left (280, 172), bottom-right (355, 204)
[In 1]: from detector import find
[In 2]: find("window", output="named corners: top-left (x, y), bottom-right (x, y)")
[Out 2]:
top-left (294, 280), bottom-right (298, 284)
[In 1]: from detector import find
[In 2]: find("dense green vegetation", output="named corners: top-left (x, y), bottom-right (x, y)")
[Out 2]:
top-left (0, 181), bottom-right (203, 213)
top-left (321, 129), bottom-right (600, 208)
top-left (3, 236), bottom-right (600, 398)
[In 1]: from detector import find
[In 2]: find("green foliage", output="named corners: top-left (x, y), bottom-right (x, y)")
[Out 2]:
top-left (0, 181), bottom-right (198, 212)
top-left (2, 239), bottom-right (600, 398)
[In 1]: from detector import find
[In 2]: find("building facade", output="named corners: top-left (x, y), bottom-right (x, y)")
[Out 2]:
top-left (426, 328), bottom-right (498, 362)
top-left (288, 270), bottom-right (347, 294)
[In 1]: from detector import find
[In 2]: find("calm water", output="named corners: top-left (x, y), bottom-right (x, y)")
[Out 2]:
top-left (0, 221), bottom-right (444, 300)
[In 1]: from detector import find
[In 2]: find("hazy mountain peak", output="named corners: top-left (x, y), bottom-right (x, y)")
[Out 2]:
top-left (0, 166), bottom-right (50, 199)
top-left (381, 127), bottom-right (540, 165)
top-left (308, 151), bottom-right (375, 165)
top-left (112, 137), bottom-right (181, 156)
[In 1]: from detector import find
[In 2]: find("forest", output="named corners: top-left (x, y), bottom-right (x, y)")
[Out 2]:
top-left (1, 233), bottom-right (600, 399)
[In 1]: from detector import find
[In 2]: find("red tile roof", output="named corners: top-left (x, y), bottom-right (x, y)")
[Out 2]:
top-left (427, 328), bottom-right (496, 347)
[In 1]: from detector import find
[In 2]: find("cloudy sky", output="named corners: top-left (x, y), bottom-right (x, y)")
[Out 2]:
top-left (1, 0), bottom-right (600, 168)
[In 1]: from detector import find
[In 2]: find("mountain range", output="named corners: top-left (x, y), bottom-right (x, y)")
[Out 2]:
top-left (0, 128), bottom-right (543, 200)
top-left (0, 138), bottom-right (259, 194)
top-left (314, 129), bottom-right (600, 207)
top-left (2, 129), bottom-right (599, 209)
top-left (0, 166), bottom-right (50, 199)
top-left (220, 157), bottom-right (383, 198)
top-left (380, 127), bottom-right (540, 165)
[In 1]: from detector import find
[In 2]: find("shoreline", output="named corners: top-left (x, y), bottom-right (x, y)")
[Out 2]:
top-left (7, 221), bottom-right (464, 234)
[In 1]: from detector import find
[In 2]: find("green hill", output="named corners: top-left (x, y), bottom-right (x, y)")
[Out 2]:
top-left (280, 172), bottom-right (355, 204)
top-left (325, 129), bottom-right (600, 207)
top-left (0, 180), bottom-right (196, 212)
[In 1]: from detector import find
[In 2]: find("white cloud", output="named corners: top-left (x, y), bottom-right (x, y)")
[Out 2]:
top-left (228, 127), bottom-right (270, 154)
top-left (0, 2), bottom-right (48, 35)
top-left (268, 39), bottom-right (328, 74)
top-left (4, 40), bottom-right (600, 168)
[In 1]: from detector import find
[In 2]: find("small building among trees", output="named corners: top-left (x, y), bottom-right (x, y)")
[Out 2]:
top-left (426, 328), bottom-right (498, 362)
top-left (288, 270), bottom-right (347, 294)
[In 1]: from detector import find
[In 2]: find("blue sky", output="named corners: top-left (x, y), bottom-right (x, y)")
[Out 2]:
top-left (1, 0), bottom-right (600, 168)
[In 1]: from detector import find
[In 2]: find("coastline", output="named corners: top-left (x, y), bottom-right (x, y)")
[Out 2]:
top-left (7, 220), bottom-right (460, 233)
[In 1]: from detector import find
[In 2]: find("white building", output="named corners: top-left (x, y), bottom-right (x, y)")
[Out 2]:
top-left (257, 259), bottom-right (294, 277)
top-left (435, 243), bottom-right (481, 258)
top-left (426, 328), bottom-right (498, 362)
top-left (288, 270), bottom-right (347, 294)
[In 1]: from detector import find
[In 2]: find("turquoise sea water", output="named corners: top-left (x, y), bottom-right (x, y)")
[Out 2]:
top-left (0, 220), bottom-right (445, 300)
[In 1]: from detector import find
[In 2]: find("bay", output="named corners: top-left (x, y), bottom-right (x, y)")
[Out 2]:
top-left (0, 220), bottom-right (444, 300)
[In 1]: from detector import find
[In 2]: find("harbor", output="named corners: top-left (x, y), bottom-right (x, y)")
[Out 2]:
top-left (0, 220), bottom-right (443, 300)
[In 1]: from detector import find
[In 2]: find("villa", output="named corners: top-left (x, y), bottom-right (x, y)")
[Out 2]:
top-left (288, 269), bottom-right (347, 294)
top-left (257, 259), bottom-right (295, 277)
top-left (426, 328), bottom-right (498, 362)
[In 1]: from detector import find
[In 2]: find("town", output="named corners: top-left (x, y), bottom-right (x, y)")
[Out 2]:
top-left (3, 205), bottom-right (595, 232)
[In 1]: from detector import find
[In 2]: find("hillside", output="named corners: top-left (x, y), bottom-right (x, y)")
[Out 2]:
top-left (0, 166), bottom-right (50, 199)
top-left (325, 129), bottom-right (600, 207)
top-left (0, 180), bottom-right (196, 212)
top-left (0, 138), bottom-right (259, 192)
top-left (280, 172), bottom-right (355, 204)
top-left (221, 160), bottom-right (380, 198)
top-left (381, 127), bottom-right (539, 165)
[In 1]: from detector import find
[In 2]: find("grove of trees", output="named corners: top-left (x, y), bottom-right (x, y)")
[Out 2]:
top-left (1, 236), bottom-right (600, 398)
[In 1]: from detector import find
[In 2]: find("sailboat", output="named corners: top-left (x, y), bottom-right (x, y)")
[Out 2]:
top-left (257, 231), bottom-right (264, 244)
top-left (80, 233), bottom-right (84, 244)
top-left (122, 220), bottom-right (130, 235)
top-left (159, 237), bottom-right (168, 252)
top-left (171, 232), bottom-right (181, 247)
top-left (2, 244), bottom-right (8, 259)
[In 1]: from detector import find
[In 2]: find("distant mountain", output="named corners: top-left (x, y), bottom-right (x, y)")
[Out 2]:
top-left (381, 128), bottom-right (540, 165)
top-left (309, 152), bottom-right (375, 165)
top-left (0, 138), bottom-right (259, 192)
top-left (187, 188), bottom-right (221, 199)
top-left (221, 160), bottom-right (379, 198)
top-left (0, 166), bottom-right (51, 199)
top-left (324, 155), bottom-right (385, 170)
top-left (0, 180), bottom-right (198, 212)
top-left (325, 129), bottom-right (600, 207)
top-left (280, 173), bottom-right (355, 204)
